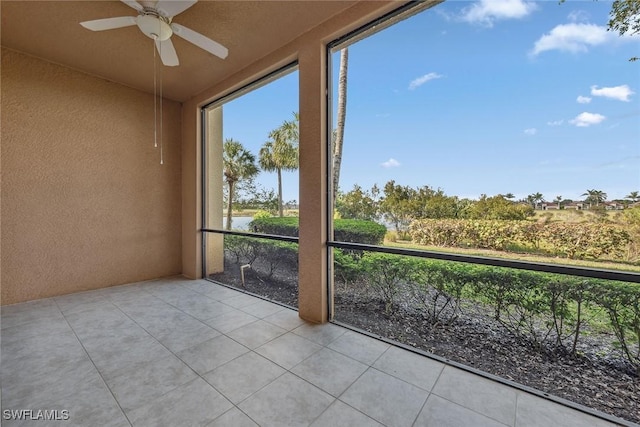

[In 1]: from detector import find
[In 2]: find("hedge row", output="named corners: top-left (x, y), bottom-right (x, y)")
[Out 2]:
top-left (223, 234), bottom-right (639, 373)
top-left (336, 251), bottom-right (640, 373)
top-left (249, 217), bottom-right (386, 245)
top-left (409, 219), bottom-right (630, 260)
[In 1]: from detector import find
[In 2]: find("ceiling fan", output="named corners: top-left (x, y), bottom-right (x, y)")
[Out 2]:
top-left (80, 0), bottom-right (228, 66)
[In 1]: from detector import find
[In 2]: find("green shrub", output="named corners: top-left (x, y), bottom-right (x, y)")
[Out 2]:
top-left (334, 219), bottom-right (386, 245)
top-left (250, 217), bottom-right (386, 245)
top-left (359, 252), bottom-right (421, 313)
top-left (249, 217), bottom-right (299, 236)
top-left (224, 235), bottom-right (297, 278)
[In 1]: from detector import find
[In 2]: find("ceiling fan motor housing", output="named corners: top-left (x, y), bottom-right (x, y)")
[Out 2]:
top-left (136, 13), bottom-right (172, 41)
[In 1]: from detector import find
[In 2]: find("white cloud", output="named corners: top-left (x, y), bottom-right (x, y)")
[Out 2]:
top-left (524, 128), bottom-right (537, 135)
top-left (576, 95), bottom-right (592, 104)
top-left (381, 158), bottom-right (401, 168)
top-left (461, 0), bottom-right (537, 27)
top-left (547, 119), bottom-right (564, 126)
top-left (530, 23), bottom-right (615, 56)
top-left (569, 112), bottom-right (606, 127)
top-left (408, 73), bottom-right (443, 90)
top-left (567, 10), bottom-right (589, 23)
top-left (590, 85), bottom-right (635, 102)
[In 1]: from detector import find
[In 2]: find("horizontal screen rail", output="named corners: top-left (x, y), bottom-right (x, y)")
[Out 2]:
top-left (202, 228), bottom-right (299, 244)
top-left (328, 241), bottom-right (640, 283)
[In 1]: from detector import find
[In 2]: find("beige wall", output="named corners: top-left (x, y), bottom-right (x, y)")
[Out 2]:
top-left (181, 1), bottom-right (402, 322)
top-left (1, 48), bottom-right (182, 305)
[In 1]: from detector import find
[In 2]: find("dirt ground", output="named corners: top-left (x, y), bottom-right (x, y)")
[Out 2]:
top-left (211, 260), bottom-right (639, 425)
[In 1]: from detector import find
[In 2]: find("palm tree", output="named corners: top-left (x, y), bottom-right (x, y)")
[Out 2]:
top-left (332, 47), bottom-right (348, 206)
top-left (503, 193), bottom-right (515, 200)
top-left (626, 191), bottom-right (640, 203)
top-left (582, 189), bottom-right (607, 207)
top-left (554, 195), bottom-right (562, 209)
top-left (259, 113), bottom-right (299, 216)
top-left (527, 192), bottom-right (544, 209)
top-left (223, 139), bottom-right (259, 230)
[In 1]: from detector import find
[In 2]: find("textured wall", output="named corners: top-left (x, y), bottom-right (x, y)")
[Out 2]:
top-left (1, 48), bottom-right (182, 305)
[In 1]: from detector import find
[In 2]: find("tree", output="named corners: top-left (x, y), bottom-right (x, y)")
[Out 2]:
top-left (223, 139), bottom-right (259, 230)
top-left (582, 189), bottom-right (607, 207)
top-left (503, 193), bottom-right (515, 200)
top-left (561, 0), bottom-right (639, 61)
top-left (464, 195), bottom-right (534, 220)
top-left (608, 0), bottom-right (640, 61)
top-left (259, 113), bottom-right (299, 217)
top-left (625, 191), bottom-right (640, 203)
top-left (554, 195), bottom-right (563, 209)
top-left (335, 184), bottom-right (379, 221)
top-left (332, 48), bottom-right (349, 206)
top-left (379, 181), bottom-right (417, 239)
top-left (526, 192), bottom-right (544, 209)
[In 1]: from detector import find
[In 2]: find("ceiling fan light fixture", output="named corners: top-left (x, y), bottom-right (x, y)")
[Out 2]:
top-left (136, 14), bottom-right (172, 41)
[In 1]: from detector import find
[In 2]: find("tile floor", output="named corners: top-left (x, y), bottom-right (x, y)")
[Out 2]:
top-left (0, 276), bottom-right (626, 427)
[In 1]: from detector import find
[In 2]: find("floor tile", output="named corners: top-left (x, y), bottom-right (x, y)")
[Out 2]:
top-left (327, 330), bottom-right (390, 365)
top-left (47, 375), bottom-right (130, 427)
top-left (2, 355), bottom-right (100, 410)
top-left (223, 293), bottom-right (265, 309)
top-left (415, 394), bottom-right (509, 427)
top-left (208, 407), bottom-right (258, 427)
top-left (373, 346), bottom-right (444, 391)
top-left (171, 295), bottom-right (233, 321)
top-left (128, 378), bottom-right (232, 427)
top-left (432, 366), bottom-right (517, 426)
top-left (239, 300), bottom-right (285, 318)
top-left (1, 299), bottom-right (61, 329)
top-left (86, 334), bottom-right (174, 379)
top-left (142, 313), bottom-right (221, 353)
top-left (203, 309), bottom-right (259, 333)
top-left (1, 315), bottom-right (73, 345)
top-left (340, 368), bottom-right (429, 427)
top-left (515, 392), bottom-right (617, 427)
top-left (1, 330), bottom-right (88, 383)
top-left (263, 308), bottom-right (306, 331)
top-left (54, 291), bottom-right (108, 315)
top-left (292, 322), bottom-right (346, 346)
top-left (310, 400), bottom-right (383, 427)
top-left (239, 372), bottom-right (334, 427)
top-left (227, 320), bottom-right (286, 349)
top-left (203, 351), bottom-right (285, 404)
top-left (291, 348), bottom-right (368, 397)
top-left (177, 335), bottom-right (249, 375)
top-left (255, 332), bottom-right (322, 370)
top-left (104, 353), bottom-right (198, 413)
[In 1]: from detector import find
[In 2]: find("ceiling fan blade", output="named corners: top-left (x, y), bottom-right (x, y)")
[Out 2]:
top-left (121, 0), bottom-right (144, 12)
top-left (171, 23), bottom-right (228, 59)
top-left (156, 38), bottom-right (179, 66)
top-left (156, 0), bottom-right (197, 18)
top-left (80, 16), bottom-right (136, 31)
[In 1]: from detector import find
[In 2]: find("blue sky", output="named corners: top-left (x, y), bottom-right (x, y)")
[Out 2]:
top-left (223, 0), bottom-right (639, 203)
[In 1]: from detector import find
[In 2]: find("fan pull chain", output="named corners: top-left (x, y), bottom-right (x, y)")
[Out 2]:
top-left (159, 55), bottom-right (164, 165)
top-left (153, 40), bottom-right (157, 149)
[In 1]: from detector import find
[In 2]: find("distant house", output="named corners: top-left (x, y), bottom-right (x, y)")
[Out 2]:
top-left (564, 202), bottom-right (585, 210)
top-left (540, 202), bottom-right (560, 210)
top-left (604, 201), bottom-right (624, 211)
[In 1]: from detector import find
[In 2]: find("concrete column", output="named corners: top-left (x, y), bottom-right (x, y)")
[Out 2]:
top-left (205, 106), bottom-right (224, 275)
top-left (297, 43), bottom-right (330, 323)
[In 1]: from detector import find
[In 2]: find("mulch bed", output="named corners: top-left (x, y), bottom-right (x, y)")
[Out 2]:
top-left (211, 261), bottom-right (639, 425)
